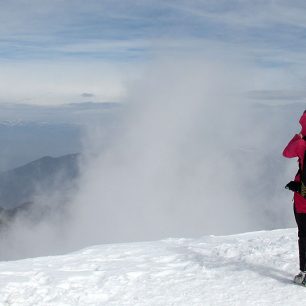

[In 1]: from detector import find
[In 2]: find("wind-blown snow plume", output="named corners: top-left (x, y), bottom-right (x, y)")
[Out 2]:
top-left (0, 53), bottom-right (300, 259)
top-left (65, 54), bottom-right (297, 249)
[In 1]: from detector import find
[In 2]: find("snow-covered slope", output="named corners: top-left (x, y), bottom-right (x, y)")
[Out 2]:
top-left (0, 228), bottom-right (302, 305)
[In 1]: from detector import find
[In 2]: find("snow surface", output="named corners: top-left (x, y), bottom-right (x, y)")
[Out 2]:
top-left (0, 228), bottom-right (303, 305)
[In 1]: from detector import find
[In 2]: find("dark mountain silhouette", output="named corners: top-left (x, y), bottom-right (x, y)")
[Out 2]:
top-left (0, 154), bottom-right (80, 210)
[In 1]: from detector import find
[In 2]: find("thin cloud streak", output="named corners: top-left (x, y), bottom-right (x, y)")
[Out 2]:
top-left (1, 0), bottom-right (306, 61)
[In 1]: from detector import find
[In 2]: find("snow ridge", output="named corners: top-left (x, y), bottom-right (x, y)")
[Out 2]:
top-left (0, 228), bottom-right (301, 305)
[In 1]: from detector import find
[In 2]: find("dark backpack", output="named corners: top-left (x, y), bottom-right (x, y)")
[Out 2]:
top-left (286, 137), bottom-right (306, 197)
top-left (301, 149), bottom-right (306, 197)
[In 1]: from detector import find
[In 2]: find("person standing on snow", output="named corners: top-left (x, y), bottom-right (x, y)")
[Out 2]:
top-left (283, 110), bottom-right (306, 285)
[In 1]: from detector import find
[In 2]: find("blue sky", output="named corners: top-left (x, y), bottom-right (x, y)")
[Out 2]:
top-left (0, 0), bottom-right (305, 61)
top-left (1, 0), bottom-right (306, 104)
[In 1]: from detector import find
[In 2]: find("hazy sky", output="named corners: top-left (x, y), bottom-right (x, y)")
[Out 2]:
top-left (2, 0), bottom-right (306, 259)
top-left (1, 0), bottom-right (306, 104)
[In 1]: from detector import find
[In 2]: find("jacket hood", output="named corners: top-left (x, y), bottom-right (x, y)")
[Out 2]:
top-left (299, 112), bottom-right (306, 135)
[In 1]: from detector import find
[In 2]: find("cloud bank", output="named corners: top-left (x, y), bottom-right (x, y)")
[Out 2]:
top-left (0, 48), bottom-right (304, 260)
top-left (2, 1), bottom-right (306, 106)
top-left (62, 53), bottom-right (300, 250)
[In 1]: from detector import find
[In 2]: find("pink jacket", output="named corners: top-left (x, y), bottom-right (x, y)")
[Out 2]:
top-left (283, 113), bottom-right (306, 213)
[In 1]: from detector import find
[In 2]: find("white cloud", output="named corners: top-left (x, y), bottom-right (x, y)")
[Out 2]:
top-left (0, 60), bottom-right (141, 105)
top-left (55, 39), bottom-right (151, 54)
top-left (166, 0), bottom-right (306, 29)
top-left (64, 53), bottom-right (298, 247)
top-left (0, 0), bottom-right (306, 108)
top-left (0, 40), bottom-right (304, 258)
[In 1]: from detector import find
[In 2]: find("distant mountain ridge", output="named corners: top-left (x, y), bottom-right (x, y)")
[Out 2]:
top-left (0, 153), bottom-right (80, 210)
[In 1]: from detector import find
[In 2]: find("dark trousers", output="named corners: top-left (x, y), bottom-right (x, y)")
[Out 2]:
top-left (294, 208), bottom-right (306, 271)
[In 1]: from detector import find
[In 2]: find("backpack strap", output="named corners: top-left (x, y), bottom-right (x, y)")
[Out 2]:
top-left (301, 147), bottom-right (306, 197)
top-left (298, 136), bottom-right (306, 175)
